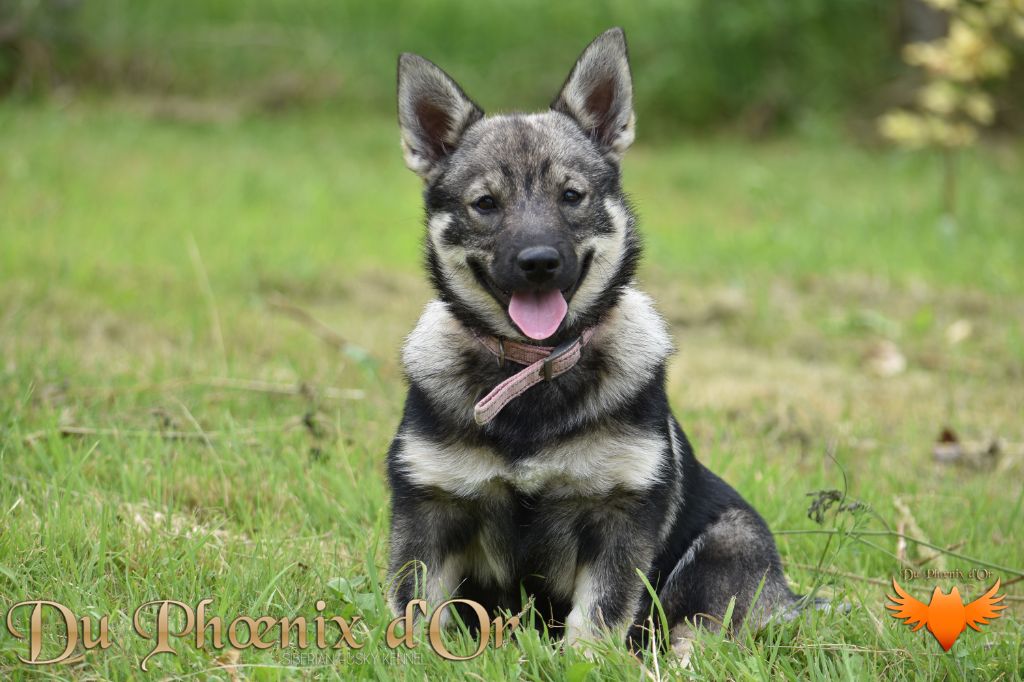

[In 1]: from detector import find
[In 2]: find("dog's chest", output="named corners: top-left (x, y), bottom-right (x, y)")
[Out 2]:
top-left (395, 428), bottom-right (665, 497)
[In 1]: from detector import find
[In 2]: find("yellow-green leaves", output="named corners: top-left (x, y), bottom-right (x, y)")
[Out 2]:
top-left (879, 0), bottom-right (1021, 150)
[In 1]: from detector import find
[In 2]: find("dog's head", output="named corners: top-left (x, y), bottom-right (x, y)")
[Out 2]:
top-left (398, 28), bottom-right (640, 343)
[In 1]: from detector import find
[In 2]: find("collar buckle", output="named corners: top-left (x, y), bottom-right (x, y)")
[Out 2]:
top-left (542, 337), bottom-right (580, 381)
top-left (496, 338), bottom-right (506, 368)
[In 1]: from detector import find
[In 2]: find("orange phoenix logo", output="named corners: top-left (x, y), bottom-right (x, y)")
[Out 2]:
top-left (886, 579), bottom-right (1006, 651)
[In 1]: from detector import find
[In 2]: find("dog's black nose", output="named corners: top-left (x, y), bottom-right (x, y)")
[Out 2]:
top-left (516, 246), bottom-right (562, 283)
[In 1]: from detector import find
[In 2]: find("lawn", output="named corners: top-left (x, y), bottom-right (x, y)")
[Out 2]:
top-left (1, 98), bottom-right (1023, 680)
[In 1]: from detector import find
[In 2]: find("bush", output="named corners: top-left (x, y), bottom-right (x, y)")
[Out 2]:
top-left (0, 0), bottom-right (87, 95)
top-left (0, 0), bottom-right (907, 130)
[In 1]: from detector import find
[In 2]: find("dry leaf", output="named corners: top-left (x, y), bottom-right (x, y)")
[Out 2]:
top-left (215, 648), bottom-right (242, 682)
top-left (864, 340), bottom-right (907, 377)
top-left (932, 427), bottom-right (963, 463)
top-left (945, 319), bottom-right (972, 345)
top-left (894, 496), bottom-right (944, 570)
top-left (896, 519), bottom-right (908, 564)
top-left (932, 428), bottom-right (1002, 469)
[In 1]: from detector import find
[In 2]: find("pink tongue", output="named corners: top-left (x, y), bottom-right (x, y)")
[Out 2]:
top-left (508, 290), bottom-right (568, 340)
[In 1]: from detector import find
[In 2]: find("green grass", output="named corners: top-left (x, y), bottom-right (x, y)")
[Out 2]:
top-left (1, 99), bottom-right (1023, 680)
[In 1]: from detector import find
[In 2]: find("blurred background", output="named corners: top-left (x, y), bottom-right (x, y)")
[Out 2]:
top-left (1, 2), bottom-right (1023, 677)
top-left (3, 0), bottom-right (1024, 132)
top-left (3, 0), bottom-right (1023, 287)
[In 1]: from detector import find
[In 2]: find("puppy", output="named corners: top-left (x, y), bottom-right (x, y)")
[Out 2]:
top-left (386, 27), bottom-right (797, 649)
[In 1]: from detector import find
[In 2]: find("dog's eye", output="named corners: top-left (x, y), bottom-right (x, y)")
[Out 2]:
top-left (473, 195), bottom-right (498, 213)
top-left (562, 189), bottom-right (583, 205)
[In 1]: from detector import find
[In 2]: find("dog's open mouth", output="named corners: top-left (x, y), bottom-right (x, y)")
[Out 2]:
top-left (469, 250), bottom-right (594, 341)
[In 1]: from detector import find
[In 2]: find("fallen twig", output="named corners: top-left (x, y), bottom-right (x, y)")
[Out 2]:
top-left (786, 562), bottom-right (890, 587)
top-left (778, 529), bottom-right (1024, 579)
top-left (40, 425), bottom-right (214, 440)
top-left (1002, 574), bottom-right (1023, 588)
top-left (202, 376), bottom-right (364, 400)
top-left (22, 424), bottom-right (267, 445)
top-left (61, 377), bottom-right (364, 401)
top-left (916, 540), bottom-right (965, 567)
top-left (265, 294), bottom-right (357, 351)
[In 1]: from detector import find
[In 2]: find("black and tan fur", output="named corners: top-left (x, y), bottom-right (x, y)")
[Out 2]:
top-left (386, 28), bottom-right (798, 650)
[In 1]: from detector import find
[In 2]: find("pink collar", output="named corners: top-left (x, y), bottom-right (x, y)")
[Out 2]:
top-left (472, 328), bottom-right (597, 425)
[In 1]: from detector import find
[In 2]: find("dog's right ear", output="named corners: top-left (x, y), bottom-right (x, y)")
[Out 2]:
top-left (397, 54), bottom-right (483, 179)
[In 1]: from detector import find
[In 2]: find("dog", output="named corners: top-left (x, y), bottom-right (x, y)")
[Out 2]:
top-left (385, 27), bottom-right (798, 651)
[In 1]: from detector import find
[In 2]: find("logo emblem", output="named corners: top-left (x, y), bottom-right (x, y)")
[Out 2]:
top-left (886, 579), bottom-right (1006, 650)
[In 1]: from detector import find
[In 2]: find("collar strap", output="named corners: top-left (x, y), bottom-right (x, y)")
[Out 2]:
top-left (472, 328), bottom-right (596, 425)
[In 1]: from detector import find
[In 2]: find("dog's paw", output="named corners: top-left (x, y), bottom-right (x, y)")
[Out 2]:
top-left (669, 624), bottom-right (695, 669)
top-left (563, 608), bottom-right (600, 659)
top-left (563, 607), bottom-right (588, 647)
top-left (564, 637), bottom-right (600, 662)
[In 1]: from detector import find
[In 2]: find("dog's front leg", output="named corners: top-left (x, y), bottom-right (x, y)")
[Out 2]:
top-left (563, 500), bottom-right (656, 647)
top-left (386, 494), bottom-right (473, 621)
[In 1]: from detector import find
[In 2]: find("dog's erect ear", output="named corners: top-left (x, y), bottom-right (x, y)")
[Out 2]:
top-left (397, 53), bottom-right (483, 179)
top-left (551, 27), bottom-right (635, 162)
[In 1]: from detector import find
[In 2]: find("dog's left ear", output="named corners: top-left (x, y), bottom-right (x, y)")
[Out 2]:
top-left (552, 27), bottom-right (635, 162)
top-left (398, 53), bottom-right (484, 180)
